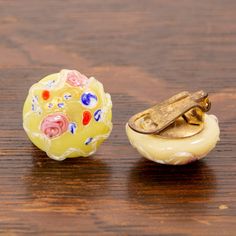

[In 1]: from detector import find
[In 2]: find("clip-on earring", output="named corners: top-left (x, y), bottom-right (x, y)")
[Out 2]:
top-left (126, 90), bottom-right (220, 165)
top-left (23, 69), bottom-right (112, 161)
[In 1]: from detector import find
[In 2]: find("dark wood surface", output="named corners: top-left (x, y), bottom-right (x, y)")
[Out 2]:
top-left (0, 0), bottom-right (235, 235)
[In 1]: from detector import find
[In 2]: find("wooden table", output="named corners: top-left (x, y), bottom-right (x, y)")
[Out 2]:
top-left (0, 1), bottom-right (235, 235)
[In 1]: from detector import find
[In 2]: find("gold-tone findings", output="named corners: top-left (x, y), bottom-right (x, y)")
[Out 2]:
top-left (128, 90), bottom-right (211, 138)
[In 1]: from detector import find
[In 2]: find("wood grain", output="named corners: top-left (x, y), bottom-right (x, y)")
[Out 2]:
top-left (0, 0), bottom-right (236, 235)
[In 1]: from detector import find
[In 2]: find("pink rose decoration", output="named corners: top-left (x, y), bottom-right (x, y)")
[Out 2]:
top-left (66, 70), bottom-right (88, 87)
top-left (41, 113), bottom-right (69, 138)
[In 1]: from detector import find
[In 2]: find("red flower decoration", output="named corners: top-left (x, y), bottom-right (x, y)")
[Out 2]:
top-left (83, 111), bottom-right (92, 125)
top-left (42, 90), bottom-right (50, 100)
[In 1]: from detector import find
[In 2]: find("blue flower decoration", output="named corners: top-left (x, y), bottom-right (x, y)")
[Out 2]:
top-left (58, 103), bottom-right (64, 108)
top-left (94, 109), bottom-right (102, 121)
top-left (69, 122), bottom-right (77, 134)
top-left (85, 137), bottom-right (93, 145)
top-left (47, 80), bottom-right (56, 88)
top-left (64, 93), bottom-right (72, 100)
top-left (81, 92), bottom-right (97, 108)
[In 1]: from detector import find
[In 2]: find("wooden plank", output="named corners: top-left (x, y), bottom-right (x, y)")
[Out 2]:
top-left (0, 0), bottom-right (235, 235)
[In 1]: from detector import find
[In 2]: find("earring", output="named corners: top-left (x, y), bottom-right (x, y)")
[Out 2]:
top-left (23, 69), bottom-right (112, 161)
top-left (126, 90), bottom-right (220, 165)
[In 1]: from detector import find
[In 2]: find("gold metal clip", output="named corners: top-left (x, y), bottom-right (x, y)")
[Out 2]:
top-left (128, 90), bottom-right (211, 138)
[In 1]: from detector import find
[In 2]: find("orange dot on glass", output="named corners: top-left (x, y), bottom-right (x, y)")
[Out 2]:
top-left (42, 90), bottom-right (50, 100)
top-left (83, 111), bottom-right (92, 125)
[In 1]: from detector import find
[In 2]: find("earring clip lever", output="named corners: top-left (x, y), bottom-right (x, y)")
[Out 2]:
top-left (128, 90), bottom-right (211, 138)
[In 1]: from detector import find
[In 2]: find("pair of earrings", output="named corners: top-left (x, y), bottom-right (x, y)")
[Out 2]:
top-left (23, 69), bottom-right (220, 165)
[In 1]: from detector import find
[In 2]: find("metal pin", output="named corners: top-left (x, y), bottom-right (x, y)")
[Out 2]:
top-left (128, 90), bottom-right (211, 138)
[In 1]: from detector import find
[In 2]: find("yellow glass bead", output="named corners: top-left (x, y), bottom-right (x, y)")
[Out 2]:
top-left (23, 69), bottom-right (112, 161)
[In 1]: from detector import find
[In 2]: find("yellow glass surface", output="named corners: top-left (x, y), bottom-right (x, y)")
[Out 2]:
top-left (23, 69), bottom-right (112, 161)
